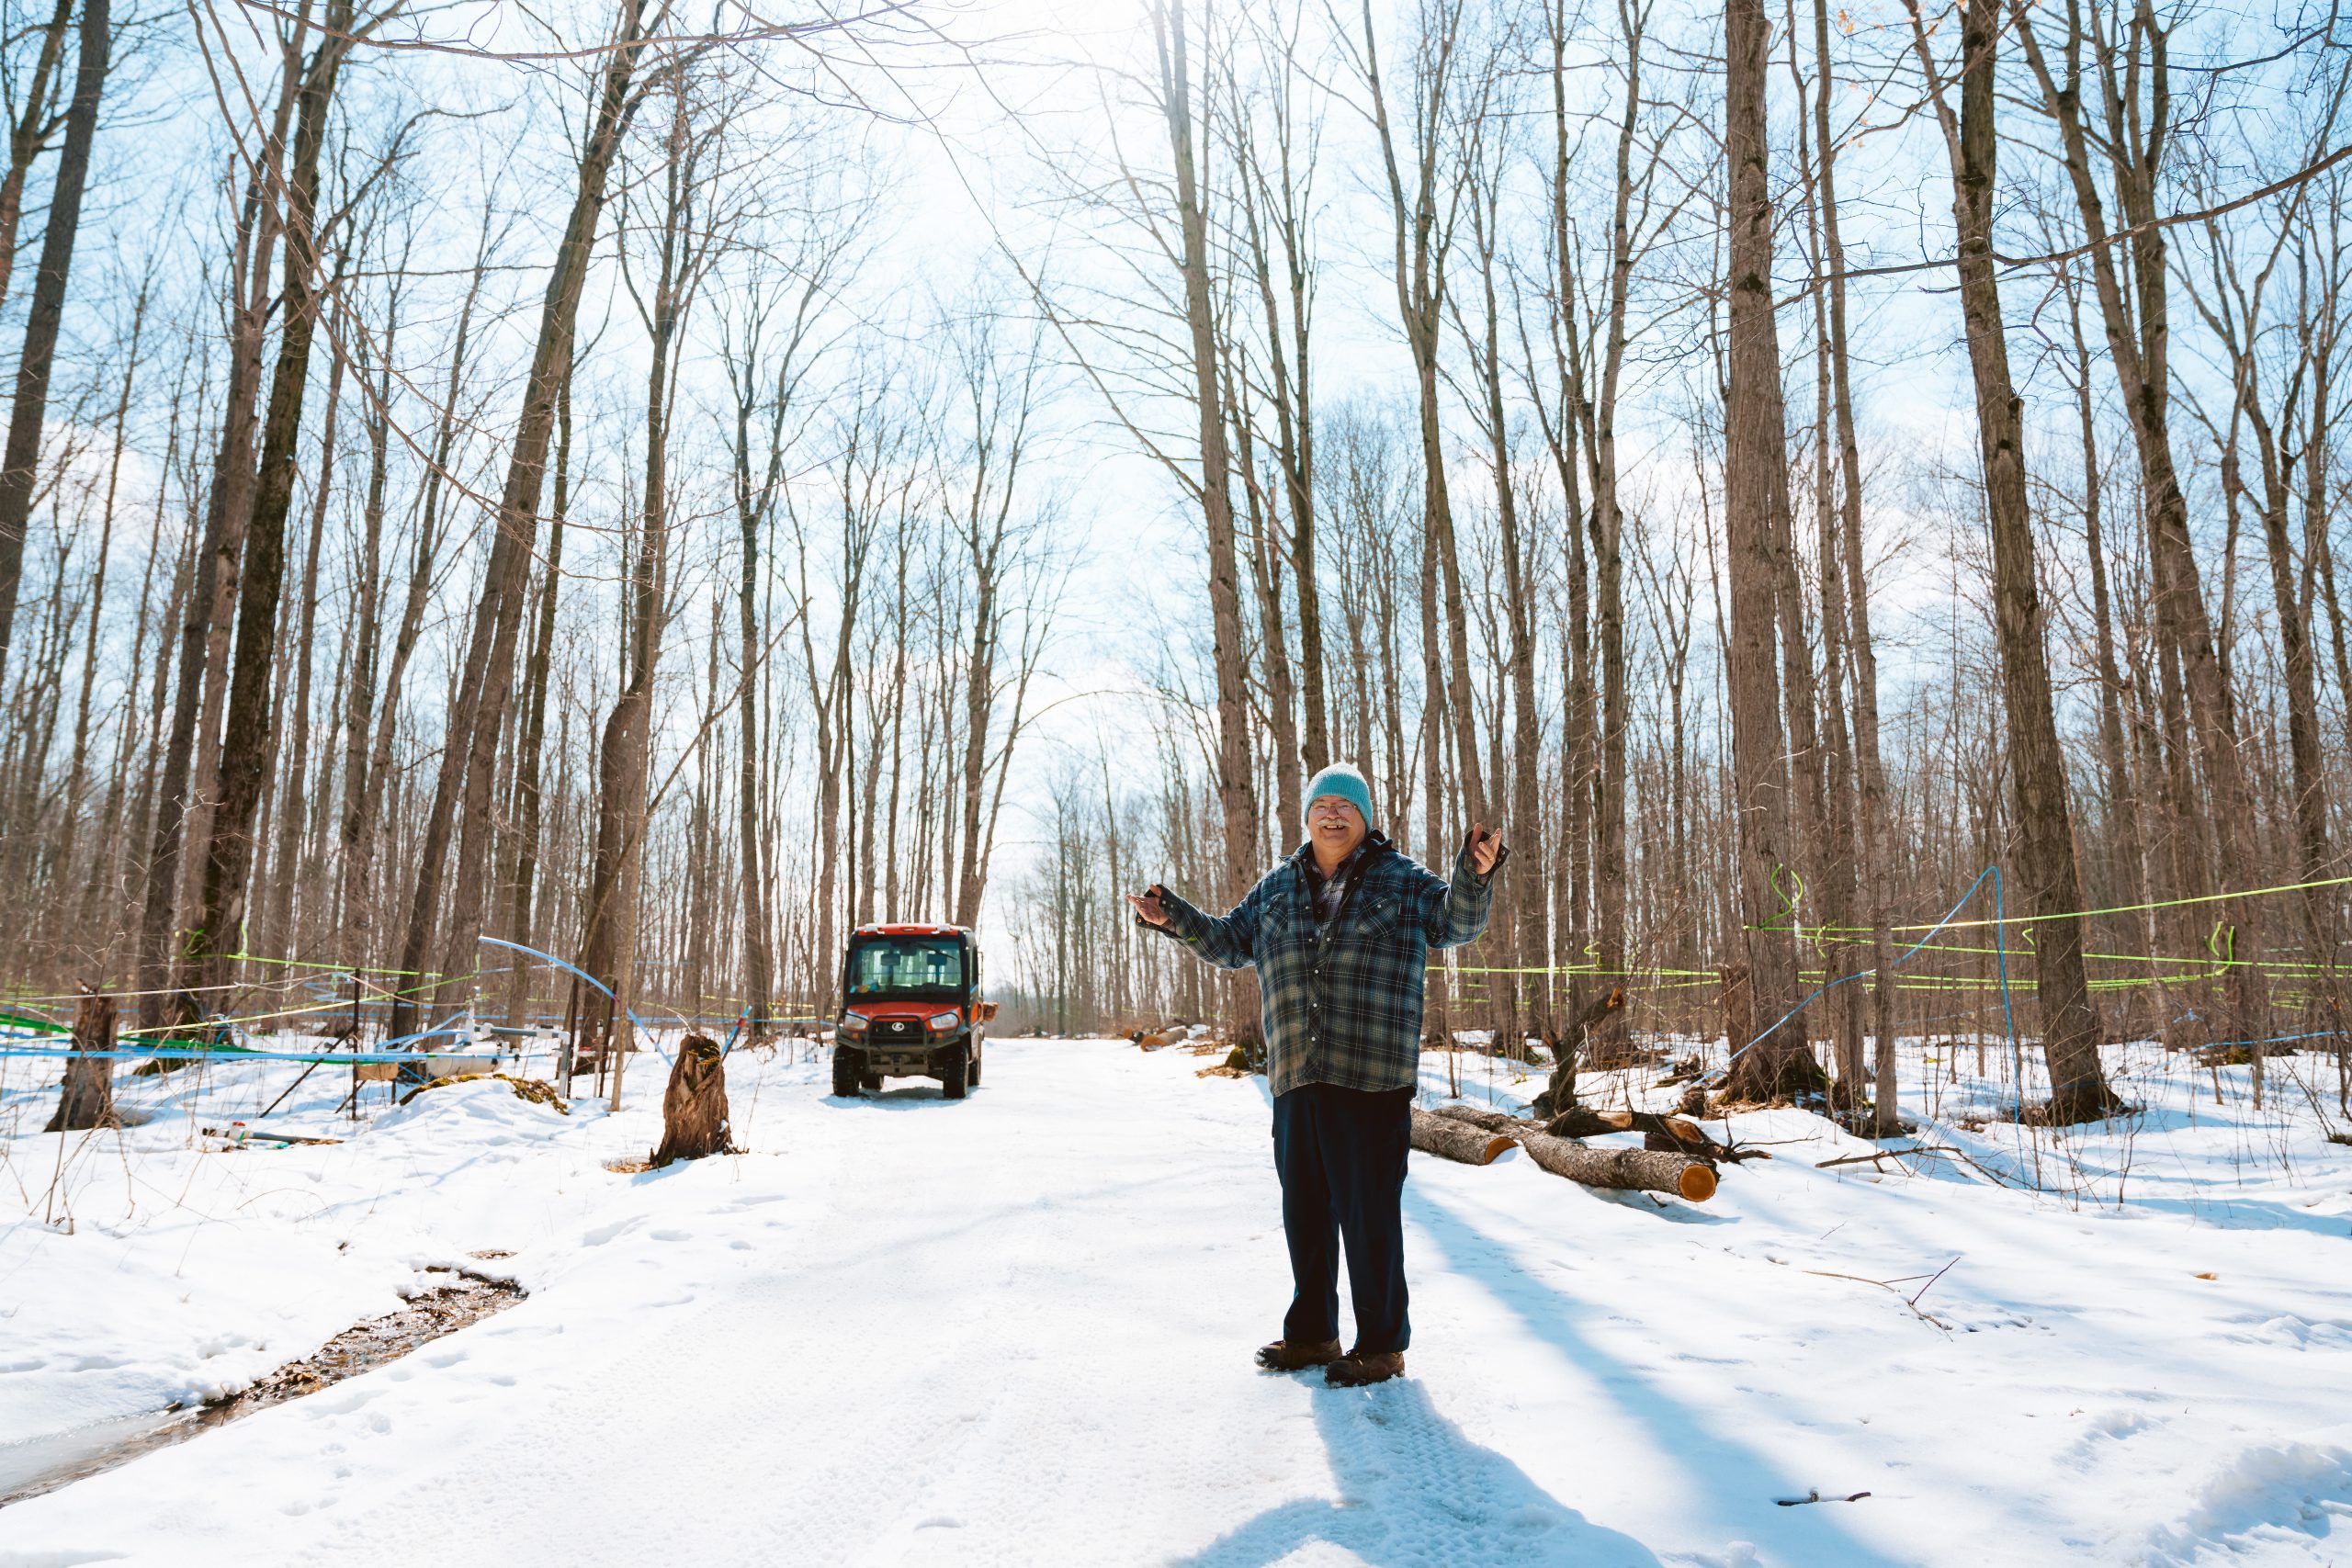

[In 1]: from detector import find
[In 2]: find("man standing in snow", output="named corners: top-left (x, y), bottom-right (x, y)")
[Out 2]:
top-left (1125, 764), bottom-right (1503, 1387)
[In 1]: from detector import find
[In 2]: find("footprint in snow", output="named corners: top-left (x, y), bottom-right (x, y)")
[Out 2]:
top-left (581, 1217), bottom-right (642, 1247)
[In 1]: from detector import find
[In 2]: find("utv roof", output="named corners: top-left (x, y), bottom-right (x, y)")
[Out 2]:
top-left (850, 923), bottom-right (970, 939)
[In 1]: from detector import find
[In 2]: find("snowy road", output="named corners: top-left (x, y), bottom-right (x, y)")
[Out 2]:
top-left (5, 1038), bottom-right (2351, 1566)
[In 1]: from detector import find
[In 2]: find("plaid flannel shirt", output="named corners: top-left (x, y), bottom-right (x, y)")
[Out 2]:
top-left (1149, 830), bottom-right (1497, 1097)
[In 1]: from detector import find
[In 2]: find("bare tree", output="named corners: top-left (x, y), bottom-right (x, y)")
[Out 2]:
top-left (1149, 0), bottom-right (1261, 924)
top-left (2009, 0), bottom-right (2269, 1061)
top-left (1719, 0), bottom-right (1815, 1098)
top-left (0, 0), bottom-right (106, 704)
top-left (391, 0), bottom-right (663, 1045)
top-left (576, 45), bottom-right (735, 1109)
top-left (1336, 0), bottom-right (1490, 836)
top-left (1904, 0), bottom-right (2119, 1121)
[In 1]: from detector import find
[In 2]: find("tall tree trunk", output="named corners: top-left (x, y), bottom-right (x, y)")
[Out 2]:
top-left (1720, 0), bottom-right (1815, 1098)
top-left (1788, 3), bottom-right (1860, 1105)
top-left (0, 0), bottom-right (73, 315)
top-left (391, 0), bottom-right (651, 1044)
top-left (1356, 0), bottom-right (1481, 824)
top-left (335, 296), bottom-right (396, 949)
top-left (2062, 271), bottom-right (2148, 958)
top-left (1152, 1), bottom-right (1261, 958)
top-left (1909, 0), bottom-right (2118, 1120)
top-left (141, 78), bottom-right (298, 1032)
top-left (87, 355), bottom-right (182, 949)
top-left (1572, 0), bottom-right (1648, 1063)
top-left (504, 353), bottom-right (571, 1026)
top-left (2297, 310), bottom-right (2350, 1084)
top-left (187, 1), bottom-right (354, 999)
top-left (2011, 0), bottom-right (2266, 1057)
top-left (53, 275), bottom-right (146, 933)
top-left (262, 288), bottom-right (345, 960)
top-left (2233, 280), bottom-right (2339, 1072)
top-left (1458, 146), bottom-right (1542, 1052)
top-left (1232, 375), bottom-right (1303, 851)
top-left (731, 360), bottom-right (771, 1033)
top-left (1541, 0), bottom-right (1595, 1037)
top-left (0, 0), bottom-right (107, 701)
top-left (953, 529), bottom-right (994, 926)
top-left (1813, 0), bottom-right (1897, 1134)
top-left (1232, 78), bottom-right (1328, 777)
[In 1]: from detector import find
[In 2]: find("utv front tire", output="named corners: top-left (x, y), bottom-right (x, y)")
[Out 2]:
top-left (939, 1043), bottom-right (969, 1100)
top-left (831, 1050), bottom-right (860, 1098)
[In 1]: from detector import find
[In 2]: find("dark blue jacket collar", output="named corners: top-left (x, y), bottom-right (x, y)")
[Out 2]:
top-left (1287, 829), bottom-right (1396, 876)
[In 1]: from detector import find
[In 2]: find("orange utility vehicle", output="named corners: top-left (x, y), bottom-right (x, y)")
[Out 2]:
top-left (831, 924), bottom-right (993, 1098)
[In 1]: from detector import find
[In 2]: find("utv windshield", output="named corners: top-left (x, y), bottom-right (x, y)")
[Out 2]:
top-left (845, 937), bottom-right (965, 1000)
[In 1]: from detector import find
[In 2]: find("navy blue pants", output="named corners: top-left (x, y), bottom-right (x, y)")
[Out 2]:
top-left (1272, 1082), bottom-right (1413, 1354)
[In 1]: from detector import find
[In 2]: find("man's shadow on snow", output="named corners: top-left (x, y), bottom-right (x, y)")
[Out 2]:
top-left (1170, 1377), bottom-right (1663, 1568)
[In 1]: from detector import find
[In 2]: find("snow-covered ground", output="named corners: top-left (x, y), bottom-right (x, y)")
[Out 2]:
top-left (2, 1033), bottom-right (2348, 1566)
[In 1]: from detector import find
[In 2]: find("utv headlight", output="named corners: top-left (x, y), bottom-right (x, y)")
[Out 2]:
top-left (928, 1010), bottom-right (961, 1032)
top-left (841, 1011), bottom-right (871, 1034)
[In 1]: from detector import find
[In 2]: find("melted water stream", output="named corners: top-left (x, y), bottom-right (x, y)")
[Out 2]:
top-left (0, 1267), bottom-right (524, 1509)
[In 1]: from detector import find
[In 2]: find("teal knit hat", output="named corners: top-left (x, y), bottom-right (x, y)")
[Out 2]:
top-left (1304, 763), bottom-right (1374, 829)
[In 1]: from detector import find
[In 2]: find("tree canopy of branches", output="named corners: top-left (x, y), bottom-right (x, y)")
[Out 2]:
top-left (0, 0), bottom-right (2346, 1124)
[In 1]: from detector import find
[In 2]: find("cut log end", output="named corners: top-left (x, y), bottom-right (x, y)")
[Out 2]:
top-left (1517, 1128), bottom-right (1716, 1202)
top-left (1419, 1106), bottom-right (1718, 1199)
top-left (1409, 1110), bottom-right (1513, 1166)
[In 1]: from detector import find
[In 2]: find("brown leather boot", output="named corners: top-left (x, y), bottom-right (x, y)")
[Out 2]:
top-left (1254, 1337), bottom-right (1342, 1371)
top-left (1324, 1349), bottom-right (1405, 1387)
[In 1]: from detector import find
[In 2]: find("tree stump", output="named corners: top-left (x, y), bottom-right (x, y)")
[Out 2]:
top-left (46, 987), bottom-right (119, 1133)
top-left (650, 1035), bottom-right (733, 1167)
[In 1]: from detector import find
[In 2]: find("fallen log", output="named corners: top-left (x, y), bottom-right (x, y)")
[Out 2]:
top-left (1516, 1128), bottom-right (1717, 1201)
top-left (1432, 1103), bottom-right (1528, 1135)
top-left (1430, 1100), bottom-right (1726, 1198)
top-left (1546, 1104), bottom-right (1724, 1155)
top-left (1547, 1104), bottom-right (1634, 1138)
top-left (1409, 1110), bottom-right (1515, 1166)
top-left (1444, 1098), bottom-right (1717, 1154)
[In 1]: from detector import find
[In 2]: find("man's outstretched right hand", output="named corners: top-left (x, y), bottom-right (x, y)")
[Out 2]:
top-left (1125, 886), bottom-right (1170, 927)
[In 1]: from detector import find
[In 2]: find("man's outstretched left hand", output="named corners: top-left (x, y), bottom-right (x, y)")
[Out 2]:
top-left (1468, 823), bottom-right (1504, 877)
